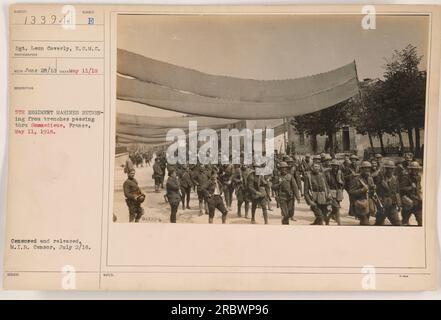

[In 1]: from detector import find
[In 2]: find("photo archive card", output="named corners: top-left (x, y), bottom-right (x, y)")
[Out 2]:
top-left (4, 4), bottom-right (440, 291)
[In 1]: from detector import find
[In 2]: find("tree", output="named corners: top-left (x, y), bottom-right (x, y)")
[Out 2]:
top-left (382, 44), bottom-right (426, 156)
top-left (349, 78), bottom-right (401, 154)
top-left (292, 100), bottom-right (352, 156)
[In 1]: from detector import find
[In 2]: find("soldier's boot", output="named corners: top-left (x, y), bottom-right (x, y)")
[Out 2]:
top-left (415, 211), bottom-right (423, 227)
top-left (198, 202), bottom-right (204, 216)
top-left (317, 216), bottom-right (324, 225)
top-left (222, 214), bottom-right (227, 224)
top-left (129, 214), bottom-right (135, 223)
top-left (182, 201), bottom-right (185, 210)
top-left (251, 210), bottom-right (256, 224)
top-left (263, 212), bottom-right (269, 225)
top-left (208, 217), bottom-right (214, 224)
top-left (237, 204), bottom-right (242, 217)
top-left (186, 199), bottom-right (191, 210)
top-left (137, 211), bottom-right (144, 222)
top-left (154, 185), bottom-right (159, 193)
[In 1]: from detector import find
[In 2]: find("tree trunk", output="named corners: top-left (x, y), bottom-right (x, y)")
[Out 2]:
top-left (407, 128), bottom-right (414, 154)
top-left (367, 132), bottom-right (374, 150)
top-left (378, 132), bottom-right (385, 154)
top-left (397, 130), bottom-right (405, 156)
top-left (310, 134), bottom-right (318, 153)
top-left (415, 127), bottom-right (421, 158)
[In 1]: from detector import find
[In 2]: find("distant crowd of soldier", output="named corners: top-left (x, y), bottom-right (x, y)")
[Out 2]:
top-left (127, 151), bottom-right (154, 168)
top-left (122, 150), bottom-right (422, 226)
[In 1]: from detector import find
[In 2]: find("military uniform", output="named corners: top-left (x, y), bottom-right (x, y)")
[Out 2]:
top-left (345, 156), bottom-right (360, 217)
top-left (232, 166), bottom-right (250, 217)
top-left (123, 177), bottom-right (144, 222)
top-left (304, 170), bottom-right (330, 225)
top-left (348, 169), bottom-right (376, 226)
top-left (374, 170), bottom-right (401, 226)
top-left (205, 178), bottom-right (228, 223)
top-left (325, 164), bottom-right (344, 225)
top-left (193, 166), bottom-right (209, 215)
top-left (399, 162), bottom-right (422, 226)
top-left (247, 170), bottom-right (269, 224)
top-left (152, 160), bottom-right (163, 192)
top-left (166, 174), bottom-right (181, 223)
top-left (274, 162), bottom-right (300, 225)
top-left (220, 164), bottom-right (234, 210)
top-left (179, 169), bottom-right (193, 210)
top-left (159, 156), bottom-right (167, 188)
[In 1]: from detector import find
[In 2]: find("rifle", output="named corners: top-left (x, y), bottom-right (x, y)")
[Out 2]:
top-left (359, 176), bottom-right (384, 210)
top-left (370, 191), bottom-right (384, 211)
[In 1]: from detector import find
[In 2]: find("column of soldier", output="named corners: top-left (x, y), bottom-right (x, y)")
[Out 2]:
top-left (123, 151), bottom-right (422, 226)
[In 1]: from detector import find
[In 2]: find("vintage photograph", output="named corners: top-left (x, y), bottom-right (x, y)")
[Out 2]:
top-left (114, 14), bottom-right (427, 226)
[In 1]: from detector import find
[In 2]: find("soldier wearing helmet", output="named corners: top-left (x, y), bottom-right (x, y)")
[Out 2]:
top-left (273, 161), bottom-right (300, 224)
top-left (402, 153), bottom-right (414, 170)
top-left (374, 154), bottom-right (383, 170)
top-left (123, 168), bottom-right (145, 223)
top-left (193, 164), bottom-right (209, 216)
top-left (324, 159), bottom-right (344, 225)
top-left (304, 162), bottom-right (330, 225)
top-left (399, 161), bottom-right (423, 226)
top-left (232, 164), bottom-right (251, 218)
top-left (247, 163), bottom-right (270, 224)
top-left (348, 161), bottom-right (376, 225)
top-left (344, 154), bottom-right (360, 217)
top-left (374, 160), bottom-right (401, 226)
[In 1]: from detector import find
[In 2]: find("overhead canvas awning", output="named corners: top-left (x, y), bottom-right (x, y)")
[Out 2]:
top-left (117, 113), bottom-right (243, 128)
top-left (116, 49), bottom-right (359, 119)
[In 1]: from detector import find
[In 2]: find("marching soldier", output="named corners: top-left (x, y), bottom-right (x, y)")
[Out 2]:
top-left (179, 165), bottom-right (193, 210)
top-left (349, 154), bottom-right (360, 173)
top-left (166, 169), bottom-right (182, 223)
top-left (205, 172), bottom-right (228, 224)
top-left (287, 156), bottom-right (303, 199)
top-left (301, 153), bottom-right (313, 174)
top-left (220, 163), bottom-right (234, 211)
top-left (274, 162), bottom-right (300, 225)
top-left (325, 159), bottom-right (344, 225)
top-left (190, 164), bottom-right (199, 192)
top-left (401, 153), bottom-right (413, 170)
top-left (399, 161), bottom-right (423, 226)
top-left (348, 161), bottom-right (377, 226)
top-left (123, 169), bottom-right (145, 223)
top-left (232, 164), bottom-right (250, 217)
top-left (321, 154), bottom-right (332, 173)
top-left (374, 160), bottom-right (401, 226)
top-left (193, 164), bottom-right (209, 216)
top-left (159, 153), bottom-right (167, 188)
top-left (152, 157), bottom-right (163, 193)
top-left (264, 174), bottom-right (274, 211)
top-left (247, 164), bottom-right (269, 224)
top-left (345, 154), bottom-right (360, 216)
top-left (374, 154), bottom-right (384, 170)
top-left (271, 162), bottom-right (281, 208)
top-left (304, 163), bottom-right (330, 225)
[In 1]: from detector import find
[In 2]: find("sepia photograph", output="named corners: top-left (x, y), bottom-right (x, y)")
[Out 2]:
top-left (113, 13), bottom-right (427, 227)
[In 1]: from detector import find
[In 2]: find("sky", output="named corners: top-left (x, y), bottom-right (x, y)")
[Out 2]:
top-left (117, 14), bottom-right (430, 117)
